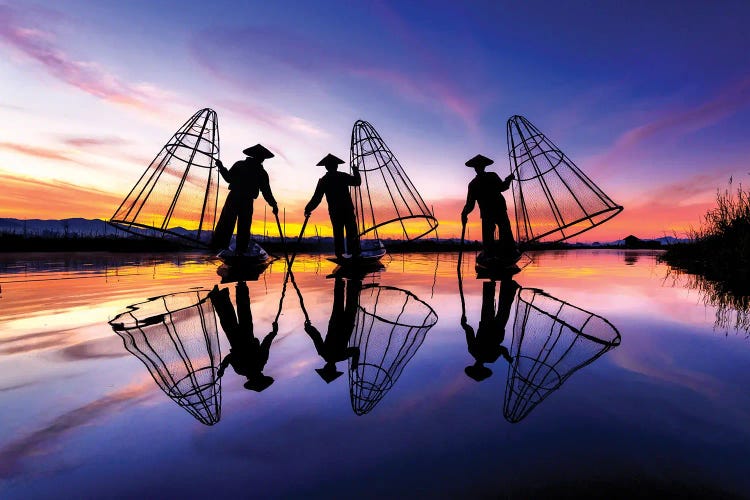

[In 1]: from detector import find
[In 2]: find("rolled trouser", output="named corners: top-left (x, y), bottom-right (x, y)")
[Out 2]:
top-left (212, 192), bottom-right (239, 250)
top-left (330, 211), bottom-right (360, 257)
top-left (235, 197), bottom-right (254, 254)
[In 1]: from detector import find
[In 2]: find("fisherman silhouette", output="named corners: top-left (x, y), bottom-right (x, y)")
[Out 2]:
top-left (461, 154), bottom-right (520, 262)
top-left (304, 153), bottom-right (362, 259)
top-left (209, 281), bottom-right (277, 392)
top-left (462, 279), bottom-right (519, 381)
top-left (211, 144), bottom-right (279, 254)
top-left (303, 276), bottom-right (362, 383)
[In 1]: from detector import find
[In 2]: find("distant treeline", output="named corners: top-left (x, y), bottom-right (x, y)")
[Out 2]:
top-left (0, 234), bottom-right (184, 252)
top-left (1, 231), bottom-right (668, 253)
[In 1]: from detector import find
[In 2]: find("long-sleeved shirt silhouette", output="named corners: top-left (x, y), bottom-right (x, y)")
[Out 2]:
top-left (210, 282), bottom-right (277, 383)
top-left (212, 158), bottom-right (277, 252)
top-left (305, 169), bottom-right (362, 257)
top-left (462, 171), bottom-right (516, 258)
top-left (304, 277), bottom-right (361, 365)
top-left (305, 170), bottom-right (361, 216)
top-left (218, 158), bottom-right (277, 206)
top-left (462, 280), bottom-right (518, 369)
top-left (463, 171), bottom-right (512, 219)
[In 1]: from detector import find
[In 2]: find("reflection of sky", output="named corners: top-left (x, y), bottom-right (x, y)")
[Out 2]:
top-left (1, 250), bottom-right (750, 496)
top-left (2, 2), bottom-right (750, 241)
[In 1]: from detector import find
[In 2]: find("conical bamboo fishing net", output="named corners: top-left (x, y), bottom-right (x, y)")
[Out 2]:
top-left (349, 284), bottom-right (437, 415)
top-left (503, 288), bottom-right (620, 423)
top-left (109, 290), bottom-right (222, 425)
top-left (506, 115), bottom-right (622, 244)
top-left (109, 108), bottom-right (220, 247)
top-left (350, 120), bottom-right (438, 244)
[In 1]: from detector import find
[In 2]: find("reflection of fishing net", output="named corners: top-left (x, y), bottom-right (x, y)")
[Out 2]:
top-left (109, 108), bottom-right (220, 247)
top-left (504, 288), bottom-right (620, 423)
top-left (349, 285), bottom-right (438, 415)
top-left (506, 115), bottom-right (622, 244)
top-left (350, 120), bottom-right (438, 242)
top-left (109, 290), bottom-right (222, 425)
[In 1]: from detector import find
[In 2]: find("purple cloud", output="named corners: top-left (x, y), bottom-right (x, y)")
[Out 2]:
top-left (191, 23), bottom-right (482, 131)
top-left (62, 136), bottom-right (130, 148)
top-left (0, 379), bottom-right (155, 478)
top-left (0, 141), bottom-right (74, 162)
top-left (0, 5), bottom-right (169, 112)
top-left (592, 76), bottom-right (750, 170)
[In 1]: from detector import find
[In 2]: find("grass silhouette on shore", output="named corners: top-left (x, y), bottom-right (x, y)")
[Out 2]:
top-left (661, 179), bottom-right (750, 333)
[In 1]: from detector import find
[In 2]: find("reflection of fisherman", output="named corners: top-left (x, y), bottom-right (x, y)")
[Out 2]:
top-left (462, 279), bottom-right (519, 381)
top-left (209, 281), bottom-right (278, 391)
top-left (304, 154), bottom-right (361, 259)
top-left (304, 277), bottom-right (362, 382)
top-left (212, 144), bottom-right (279, 254)
top-left (461, 154), bottom-right (519, 261)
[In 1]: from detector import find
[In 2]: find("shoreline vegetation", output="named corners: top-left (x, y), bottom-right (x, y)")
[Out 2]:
top-left (660, 180), bottom-right (750, 333)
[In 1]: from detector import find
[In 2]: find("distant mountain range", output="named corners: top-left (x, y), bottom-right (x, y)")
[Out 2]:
top-left (0, 218), bottom-right (119, 236)
top-left (0, 218), bottom-right (690, 245)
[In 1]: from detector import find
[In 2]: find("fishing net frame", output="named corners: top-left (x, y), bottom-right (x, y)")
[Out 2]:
top-left (109, 289), bottom-right (222, 425)
top-left (350, 120), bottom-right (438, 243)
top-left (506, 115), bottom-right (623, 244)
top-left (503, 287), bottom-right (620, 423)
top-left (349, 284), bottom-right (438, 415)
top-left (109, 108), bottom-right (221, 248)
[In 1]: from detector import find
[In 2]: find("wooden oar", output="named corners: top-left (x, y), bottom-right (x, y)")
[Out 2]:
top-left (274, 211), bottom-right (288, 261)
top-left (287, 214), bottom-right (309, 270)
top-left (457, 221), bottom-right (467, 319)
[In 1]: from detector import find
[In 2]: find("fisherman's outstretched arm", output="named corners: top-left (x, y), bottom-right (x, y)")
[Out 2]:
top-left (305, 179), bottom-right (325, 215)
top-left (499, 173), bottom-right (515, 192)
top-left (461, 319), bottom-right (476, 343)
top-left (347, 166), bottom-right (362, 186)
top-left (216, 159), bottom-right (232, 183)
top-left (218, 353), bottom-right (232, 377)
top-left (303, 321), bottom-right (325, 354)
top-left (259, 170), bottom-right (279, 213)
top-left (461, 187), bottom-right (476, 222)
top-left (261, 322), bottom-right (279, 351)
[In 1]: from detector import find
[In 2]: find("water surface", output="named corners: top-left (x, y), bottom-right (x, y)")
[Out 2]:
top-left (1, 250), bottom-right (749, 498)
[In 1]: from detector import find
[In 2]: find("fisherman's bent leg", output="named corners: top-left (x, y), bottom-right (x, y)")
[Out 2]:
top-left (497, 210), bottom-right (517, 255)
top-left (236, 201), bottom-right (254, 254)
top-left (212, 193), bottom-right (239, 250)
top-left (343, 215), bottom-right (360, 256)
top-left (330, 214), bottom-right (345, 257)
top-left (236, 281), bottom-right (253, 332)
top-left (481, 218), bottom-right (496, 257)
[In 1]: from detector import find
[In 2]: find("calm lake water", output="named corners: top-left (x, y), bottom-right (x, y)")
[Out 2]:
top-left (1, 250), bottom-right (749, 498)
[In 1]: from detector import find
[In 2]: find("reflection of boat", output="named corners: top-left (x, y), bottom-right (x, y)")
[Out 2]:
top-left (328, 256), bottom-right (386, 279)
top-left (327, 239), bottom-right (386, 266)
top-left (504, 288), bottom-right (621, 423)
top-left (216, 250), bottom-right (274, 283)
top-left (217, 242), bottom-right (274, 267)
top-left (109, 290), bottom-right (222, 425)
top-left (349, 284), bottom-right (438, 415)
top-left (475, 252), bottom-right (522, 278)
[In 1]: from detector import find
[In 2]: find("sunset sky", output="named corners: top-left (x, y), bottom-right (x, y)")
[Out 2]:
top-left (1, 0), bottom-right (749, 241)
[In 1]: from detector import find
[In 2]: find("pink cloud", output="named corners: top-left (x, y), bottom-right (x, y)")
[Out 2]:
top-left (222, 100), bottom-right (329, 142)
top-left (191, 24), bottom-right (481, 131)
top-left (592, 76), bottom-right (750, 171)
top-left (0, 5), bottom-right (169, 112)
top-left (0, 141), bottom-right (73, 162)
top-left (350, 67), bottom-right (480, 132)
top-left (62, 136), bottom-right (129, 148)
top-left (0, 378), bottom-right (156, 479)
